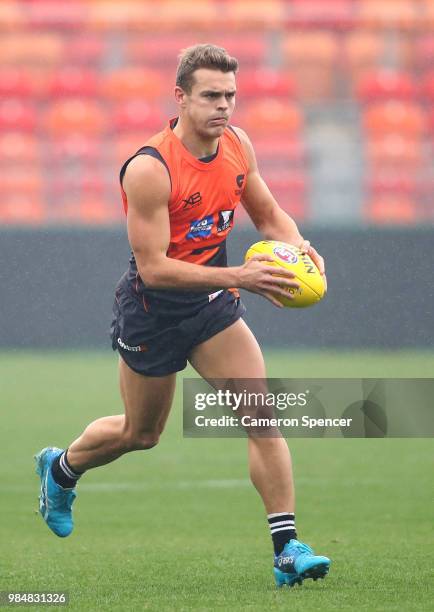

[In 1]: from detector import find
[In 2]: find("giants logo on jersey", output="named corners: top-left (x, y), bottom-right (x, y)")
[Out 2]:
top-left (217, 210), bottom-right (234, 232)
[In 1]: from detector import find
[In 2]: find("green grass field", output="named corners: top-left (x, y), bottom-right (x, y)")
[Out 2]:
top-left (1, 350), bottom-right (433, 611)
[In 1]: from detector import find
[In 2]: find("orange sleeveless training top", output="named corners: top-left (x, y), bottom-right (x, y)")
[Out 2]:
top-left (120, 117), bottom-right (249, 267)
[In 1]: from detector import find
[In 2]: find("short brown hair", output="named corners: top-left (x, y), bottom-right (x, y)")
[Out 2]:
top-left (176, 44), bottom-right (238, 93)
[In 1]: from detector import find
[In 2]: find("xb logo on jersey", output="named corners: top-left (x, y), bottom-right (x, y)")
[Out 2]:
top-left (182, 191), bottom-right (202, 210)
top-left (187, 215), bottom-right (214, 239)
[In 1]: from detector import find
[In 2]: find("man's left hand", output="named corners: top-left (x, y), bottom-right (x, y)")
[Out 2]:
top-left (298, 239), bottom-right (327, 293)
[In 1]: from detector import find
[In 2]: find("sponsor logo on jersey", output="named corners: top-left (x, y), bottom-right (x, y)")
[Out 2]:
top-left (182, 191), bottom-right (202, 210)
top-left (235, 174), bottom-right (245, 195)
top-left (273, 246), bottom-right (298, 265)
top-left (187, 215), bottom-right (214, 239)
top-left (117, 338), bottom-right (147, 352)
top-left (217, 209), bottom-right (234, 232)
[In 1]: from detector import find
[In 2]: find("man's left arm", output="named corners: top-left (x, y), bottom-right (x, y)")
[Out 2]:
top-left (234, 127), bottom-right (326, 288)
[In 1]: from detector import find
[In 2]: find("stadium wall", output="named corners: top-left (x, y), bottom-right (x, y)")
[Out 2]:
top-left (1, 227), bottom-right (433, 349)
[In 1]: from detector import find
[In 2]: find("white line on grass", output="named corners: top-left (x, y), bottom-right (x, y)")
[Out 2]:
top-left (15, 477), bottom-right (382, 494)
top-left (8, 479), bottom-right (252, 493)
top-left (79, 479), bottom-right (251, 491)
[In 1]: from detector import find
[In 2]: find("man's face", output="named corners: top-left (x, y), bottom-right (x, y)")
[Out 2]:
top-left (177, 68), bottom-right (236, 138)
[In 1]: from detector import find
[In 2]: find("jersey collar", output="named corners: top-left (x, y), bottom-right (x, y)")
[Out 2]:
top-left (167, 117), bottom-right (223, 171)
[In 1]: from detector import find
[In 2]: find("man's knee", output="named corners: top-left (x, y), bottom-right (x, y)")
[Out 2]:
top-left (122, 430), bottom-right (160, 452)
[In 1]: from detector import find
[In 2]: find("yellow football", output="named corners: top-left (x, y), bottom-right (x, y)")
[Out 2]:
top-left (244, 240), bottom-right (325, 308)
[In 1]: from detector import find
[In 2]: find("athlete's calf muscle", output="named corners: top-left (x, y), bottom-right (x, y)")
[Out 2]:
top-left (67, 359), bottom-right (176, 472)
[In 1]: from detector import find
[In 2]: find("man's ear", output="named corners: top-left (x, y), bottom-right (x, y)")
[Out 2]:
top-left (174, 86), bottom-right (187, 107)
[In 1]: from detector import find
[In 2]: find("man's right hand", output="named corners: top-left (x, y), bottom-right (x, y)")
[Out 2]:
top-left (236, 254), bottom-right (300, 308)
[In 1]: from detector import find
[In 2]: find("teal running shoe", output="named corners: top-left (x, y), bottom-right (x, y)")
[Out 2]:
top-left (274, 539), bottom-right (330, 587)
top-left (34, 447), bottom-right (76, 538)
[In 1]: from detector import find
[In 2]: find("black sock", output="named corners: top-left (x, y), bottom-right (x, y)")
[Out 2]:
top-left (51, 450), bottom-right (84, 489)
top-left (268, 512), bottom-right (297, 556)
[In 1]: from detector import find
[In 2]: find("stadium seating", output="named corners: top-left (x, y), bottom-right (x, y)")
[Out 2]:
top-left (0, 2), bottom-right (23, 30)
top-left (43, 100), bottom-right (108, 135)
top-left (114, 133), bottom-right (153, 166)
top-left (282, 32), bottom-right (339, 101)
top-left (419, 176), bottom-right (434, 220)
top-left (363, 98), bottom-right (428, 223)
top-left (64, 34), bottom-right (106, 65)
top-left (366, 197), bottom-right (418, 224)
top-left (0, 0), bottom-right (432, 225)
top-left (365, 135), bottom-right (425, 171)
top-left (368, 173), bottom-right (420, 198)
top-left (47, 197), bottom-right (123, 225)
top-left (49, 136), bottom-right (102, 164)
top-left (49, 171), bottom-right (106, 200)
top-left (226, 0), bottom-right (284, 30)
top-left (423, 0), bottom-right (434, 28)
top-left (415, 34), bottom-right (434, 72)
top-left (0, 132), bottom-right (40, 164)
top-left (158, 0), bottom-right (221, 31)
top-left (47, 68), bottom-right (100, 98)
top-left (1, 169), bottom-right (44, 226)
top-left (429, 108), bottom-right (434, 134)
top-left (344, 32), bottom-right (389, 91)
top-left (1, 165), bottom-right (43, 191)
top-left (286, 0), bottom-right (355, 29)
top-left (0, 100), bottom-right (37, 132)
top-left (357, 0), bottom-right (420, 30)
top-left (263, 169), bottom-right (308, 220)
top-left (355, 71), bottom-right (418, 103)
top-left (101, 68), bottom-right (164, 101)
top-left (22, 1), bottom-right (86, 30)
top-left (236, 70), bottom-right (296, 99)
top-left (363, 102), bottom-right (426, 137)
top-left (0, 196), bottom-right (46, 225)
top-left (86, 2), bottom-right (153, 31)
top-left (242, 100), bottom-right (303, 135)
top-left (0, 68), bottom-right (38, 98)
top-left (421, 72), bottom-right (434, 101)
top-left (112, 101), bottom-right (165, 133)
top-left (0, 34), bottom-right (64, 65)
top-left (252, 136), bottom-right (306, 168)
top-left (126, 34), bottom-right (267, 67)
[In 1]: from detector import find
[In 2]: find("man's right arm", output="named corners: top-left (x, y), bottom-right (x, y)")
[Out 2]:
top-left (123, 155), bottom-right (299, 307)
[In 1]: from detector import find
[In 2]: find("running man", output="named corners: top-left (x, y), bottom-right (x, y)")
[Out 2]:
top-left (35, 44), bottom-right (330, 588)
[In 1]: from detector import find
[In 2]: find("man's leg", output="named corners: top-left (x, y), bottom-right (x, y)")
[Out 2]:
top-left (35, 356), bottom-right (176, 537)
top-left (188, 318), bottom-right (330, 586)
top-left (67, 356), bottom-right (176, 470)
top-left (188, 318), bottom-right (294, 515)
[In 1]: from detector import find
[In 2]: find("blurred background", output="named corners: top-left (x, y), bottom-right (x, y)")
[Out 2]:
top-left (2, 6), bottom-right (433, 608)
top-left (0, 0), bottom-right (433, 349)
